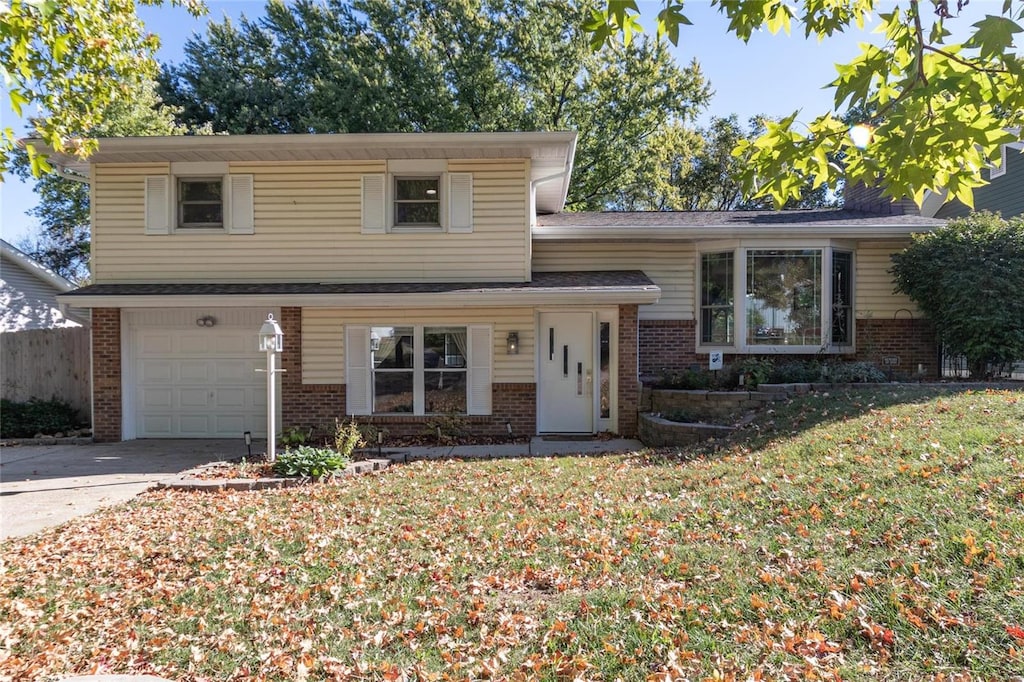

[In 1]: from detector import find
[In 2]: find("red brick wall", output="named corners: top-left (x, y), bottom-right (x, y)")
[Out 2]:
top-left (91, 308), bottom-right (122, 442)
top-left (638, 319), bottom-right (698, 377)
top-left (279, 307), bottom-right (346, 439)
top-left (855, 318), bottom-right (939, 379)
top-left (618, 305), bottom-right (639, 437)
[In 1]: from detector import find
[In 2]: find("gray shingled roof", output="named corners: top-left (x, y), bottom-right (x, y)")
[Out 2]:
top-left (536, 209), bottom-right (945, 228)
top-left (62, 271), bottom-right (656, 297)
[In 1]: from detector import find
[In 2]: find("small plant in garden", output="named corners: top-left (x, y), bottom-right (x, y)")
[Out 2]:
top-left (658, 368), bottom-right (711, 390)
top-left (278, 425), bottom-right (312, 448)
top-left (735, 356), bottom-right (774, 387)
top-left (769, 359), bottom-right (822, 383)
top-left (272, 445), bottom-right (348, 480)
top-left (424, 412), bottom-right (470, 444)
top-left (333, 418), bottom-right (365, 458)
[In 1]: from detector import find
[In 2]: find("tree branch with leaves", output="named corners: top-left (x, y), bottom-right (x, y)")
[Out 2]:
top-left (587, 0), bottom-right (1024, 208)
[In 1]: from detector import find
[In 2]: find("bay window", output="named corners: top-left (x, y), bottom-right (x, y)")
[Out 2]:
top-left (699, 245), bottom-right (854, 352)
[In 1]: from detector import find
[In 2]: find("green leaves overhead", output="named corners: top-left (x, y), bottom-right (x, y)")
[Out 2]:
top-left (589, 0), bottom-right (1024, 209)
top-left (0, 0), bottom-right (206, 177)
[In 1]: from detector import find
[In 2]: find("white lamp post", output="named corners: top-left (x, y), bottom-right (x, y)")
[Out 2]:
top-left (257, 314), bottom-right (285, 462)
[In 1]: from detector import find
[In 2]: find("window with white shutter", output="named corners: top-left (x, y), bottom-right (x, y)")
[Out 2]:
top-left (361, 174), bottom-right (386, 234)
top-left (447, 172), bottom-right (473, 233)
top-left (144, 176), bottom-right (170, 234)
top-left (345, 325), bottom-right (372, 415)
top-left (227, 174), bottom-right (255, 234)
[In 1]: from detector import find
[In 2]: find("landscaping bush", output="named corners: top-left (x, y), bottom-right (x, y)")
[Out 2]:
top-left (734, 356), bottom-right (774, 387)
top-left (0, 398), bottom-right (85, 438)
top-left (891, 211), bottom-right (1024, 378)
top-left (658, 369), bottom-right (711, 390)
top-left (768, 359), bottom-right (822, 383)
top-left (272, 445), bottom-right (349, 480)
top-left (825, 360), bottom-right (888, 383)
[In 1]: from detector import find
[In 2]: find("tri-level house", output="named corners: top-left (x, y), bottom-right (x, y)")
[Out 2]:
top-left (45, 132), bottom-right (949, 442)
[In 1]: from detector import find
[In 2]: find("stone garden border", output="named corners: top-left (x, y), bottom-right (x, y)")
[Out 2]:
top-left (157, 456), bottom-right (399, 492)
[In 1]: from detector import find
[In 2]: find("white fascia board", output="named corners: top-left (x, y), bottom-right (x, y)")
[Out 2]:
top-left (531, 224), bottom-right (942, 241)
top-left (0, 240), bottom-right (76, 292)
top-left (57, 286), bottom-right (661, 310)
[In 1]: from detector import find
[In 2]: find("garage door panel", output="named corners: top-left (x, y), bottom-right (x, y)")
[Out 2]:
top-left (214, 334), bottom-right (252, 354)
top-left (178, 335), bottom-right (213, 354)
top-left (179, 415), bottom-right (213, 436)
top-left (140, 362), bottom-right (174, 383)
top-left (215, 415), bottom-right (249, 435)
top-left (141, 387), bottom-right (173, 408)
top-left (139, 334), bottom-right (173, 355)
top-left (141, 415), bottom-right (173, 436)
top-left (178, 361), bottom-right (214, 383)
top-left (178, 388), bottom-right (211, 409)
top-left (214, 360), bottom-right (255, 382)
top-left (216, 388), bottom-right (246, 408)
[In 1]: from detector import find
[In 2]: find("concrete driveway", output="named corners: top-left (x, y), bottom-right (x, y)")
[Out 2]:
top-left (1, 439), bottom-right (257, 540)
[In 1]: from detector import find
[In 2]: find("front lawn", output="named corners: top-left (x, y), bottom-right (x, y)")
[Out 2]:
top-left (2, 386), bottom-right (1022, 680)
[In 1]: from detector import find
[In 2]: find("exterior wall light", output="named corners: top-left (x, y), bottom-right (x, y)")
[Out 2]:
top-left (196, 315), bottom-right (216, 327)
top-left (506, 331), bottom-right (519, 355)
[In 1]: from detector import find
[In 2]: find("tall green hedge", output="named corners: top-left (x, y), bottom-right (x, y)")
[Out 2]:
top-left (890, 212), bottom-right (1024, 378)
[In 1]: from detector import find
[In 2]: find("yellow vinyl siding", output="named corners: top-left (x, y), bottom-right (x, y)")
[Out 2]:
top-left (91, 160), bottom-right (529, 284)
top-left (302, 307), bottom-right (535, 384)
top-left (855, 240), bottom-right (920, 318)
top-left (532, 242), bottom-right (694, 320)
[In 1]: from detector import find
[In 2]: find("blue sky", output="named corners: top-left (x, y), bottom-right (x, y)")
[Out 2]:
top-left (0, 0), bottom-right (1004, 246)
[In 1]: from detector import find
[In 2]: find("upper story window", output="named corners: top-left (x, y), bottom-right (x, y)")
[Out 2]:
top-left (177, 178), bottom-right (224, 229)
top-left (394, 177), bottom-right (441, 227)
top-left (698, 244), bottom-right (854, 353)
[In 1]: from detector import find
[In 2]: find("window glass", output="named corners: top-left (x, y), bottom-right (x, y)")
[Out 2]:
top-left (599, 322), bottom-right (610, 419)
top-left (701, 252), bottom-right (734, 344)
top-left (394, 177), bottom-right (440, 226)
top-left (178, 178), bottom-right (223, 227)
top-left (372, 326), bottom-right (414, 413)
top-left (424, 326), bottom-right (467, 413)
top-left (424, 372), bottom-right (467, 413)
top-left (832, 251), bottom-right (853, 344)
top-left (746, 250), bottom-right (822, 346)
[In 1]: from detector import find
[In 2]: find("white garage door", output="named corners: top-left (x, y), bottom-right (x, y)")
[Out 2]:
top-left (133, 327), bottom-right (267, 438)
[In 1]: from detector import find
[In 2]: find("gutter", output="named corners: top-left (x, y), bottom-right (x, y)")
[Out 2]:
top-left (57, 285), bottom-right (662, 310)
top-left (531, 223), bottom-right (944, 241)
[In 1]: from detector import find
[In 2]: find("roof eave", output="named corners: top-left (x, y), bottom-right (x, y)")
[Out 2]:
top-left (57, 285), bottom-right (661, 309)
top-left (531, 224), bottom-right (943, 240)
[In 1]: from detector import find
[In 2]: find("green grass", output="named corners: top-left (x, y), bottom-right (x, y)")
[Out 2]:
top-left (2, 386), bottom-right (1022, 680)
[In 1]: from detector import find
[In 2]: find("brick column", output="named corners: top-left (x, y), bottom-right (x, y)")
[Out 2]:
top-left (279, 306), bottom-right (347, 440)
top-left (617, 305), bottom-right (639, 437)
top-left (91, 308), bottom-right (122, 442)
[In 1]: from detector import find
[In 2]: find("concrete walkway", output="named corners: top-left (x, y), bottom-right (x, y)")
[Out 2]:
top-left (1, 437), bottom-right (642, 541)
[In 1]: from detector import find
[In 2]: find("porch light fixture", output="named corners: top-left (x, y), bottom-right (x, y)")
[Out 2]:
top-left (196, 315), bottom-right (216, 327)
top-left (257, 314), bottom-right (286, 462)
top-left (506, 331), bottom-right (519, 355)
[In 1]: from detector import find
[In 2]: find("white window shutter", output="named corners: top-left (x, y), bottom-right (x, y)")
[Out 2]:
top-left (447, 172), bottom-right (473, 233)
top-left (361, 174), bottom-right (386, 234)
top-left (345, 325), bottom-right (372, 415)
top-left (227, 174), bottom-right (254, 234)
top-left (144, 176), bottom-right (170, 234)
top-left (467, 324), bottom-right (492, 415)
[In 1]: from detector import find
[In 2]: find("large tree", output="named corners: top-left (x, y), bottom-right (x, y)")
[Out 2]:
top-left (11, 82), bottom-right (190, 282)
top-left (588, 0), bottom-right (1024, 209)
top-left (158, 0), bottom-right (712, 210)
top-left (0, 0), bottom-right (205, 177)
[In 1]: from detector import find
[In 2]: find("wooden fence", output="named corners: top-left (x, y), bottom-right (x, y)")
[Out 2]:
top-left (1, 327), bottom-right (91, 420)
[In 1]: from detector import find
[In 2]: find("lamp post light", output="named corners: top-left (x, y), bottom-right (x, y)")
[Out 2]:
top-left (257, 314), bottom-right (285, 462)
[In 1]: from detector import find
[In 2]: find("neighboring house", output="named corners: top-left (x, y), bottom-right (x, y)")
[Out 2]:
top-left (41, 133), bottom-right (945, 442)
top-left (1, 239), bottom-right (87, 331)
top-left (933, 142), bottom-right (1024, 219)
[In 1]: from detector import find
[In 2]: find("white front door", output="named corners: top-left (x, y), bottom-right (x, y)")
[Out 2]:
top-left (538, 311), bottom-right (594, 433)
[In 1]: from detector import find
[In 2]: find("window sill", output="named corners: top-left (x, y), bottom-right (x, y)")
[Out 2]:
top-left (389, 226), bottom-right (444, 234)
top-left (173, 227), bottom-right (228, 235)
top-left (697, 345), bottom-right (856, 355)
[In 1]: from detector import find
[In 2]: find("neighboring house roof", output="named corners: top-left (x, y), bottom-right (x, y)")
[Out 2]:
top-left (58, 271), bottom-right (660, 308)
top-left (534, 209), bottom-right (946, 240)
top-left (0, 239), bottom-right (87, 331)
top-left (27, 131), bottom-right (578, 215)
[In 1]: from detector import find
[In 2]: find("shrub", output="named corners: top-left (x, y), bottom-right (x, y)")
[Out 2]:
top-left (272, 445), bottom-right (348, 480)
top-left (769, 360), bottom-right (822, 384)
top-left (278, 425), bottom-right (311, 448)
top-left (825, 361), bottom-right (888, 383)
top-left (334, 418), bottom-right (365, 458)
top-left (891, 212), bottom-right (1024, 378)
top-left (735, 356), bottom-right (774, 387)
top-left (423, 413), bottom-right (470, 444)
top-left (658, 369), bottom-right (711, 390)
top-left (0, 398), bottom-right (85, 438)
